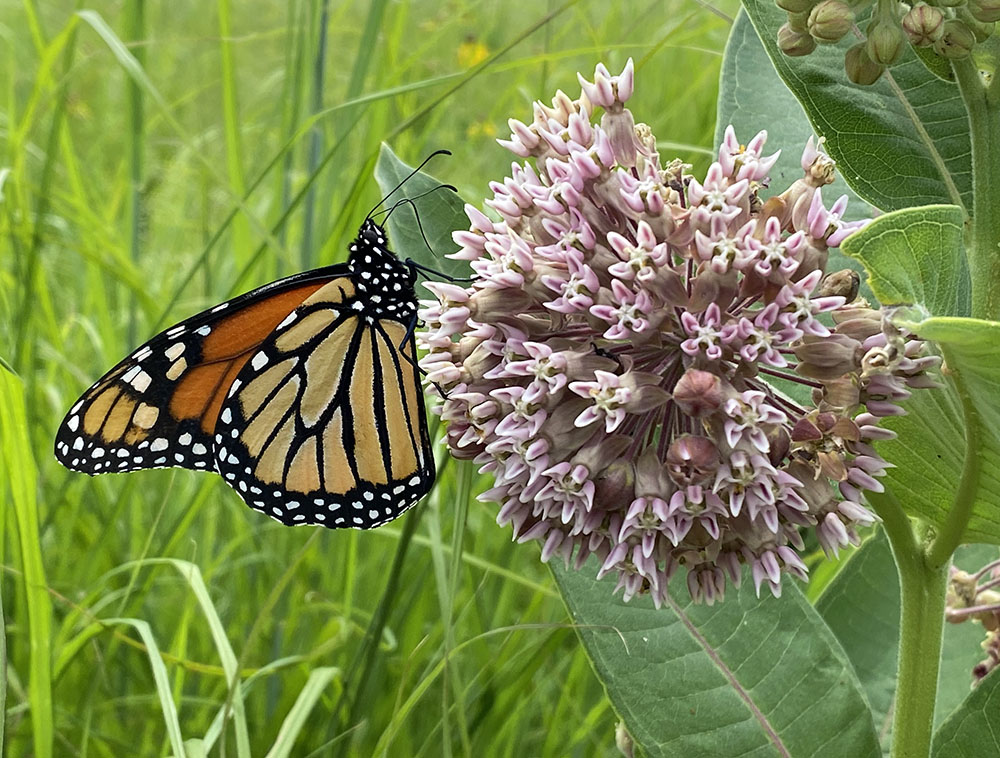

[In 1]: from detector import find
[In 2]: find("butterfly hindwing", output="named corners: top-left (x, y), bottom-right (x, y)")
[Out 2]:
top-left (54, 267), bottom-right (349, 475)
top-left (213, 274), bottom-right (435, 528)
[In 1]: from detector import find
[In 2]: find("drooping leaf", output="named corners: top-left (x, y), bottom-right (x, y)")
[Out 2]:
top-left (553, 564), bottom-right (880, 758)
top-left (739, 0), bottom-right (972, 214)
top-left (373, 143), bottom-right (470, 279)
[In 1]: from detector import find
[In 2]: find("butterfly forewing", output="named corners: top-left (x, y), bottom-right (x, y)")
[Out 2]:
top-left (213, 253), bottom-right (435, 528)
top-left (54, 268), bottom-right (348, 475)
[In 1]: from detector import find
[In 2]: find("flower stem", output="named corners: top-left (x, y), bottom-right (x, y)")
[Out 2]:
top-left (871, 492), bottom-right (948, 758)
top-left (954, 57), bottom-right (1000, 320)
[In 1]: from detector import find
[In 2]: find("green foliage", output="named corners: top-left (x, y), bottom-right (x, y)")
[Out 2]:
top-left (817, 533), bottom-right (998, 750)
top-left (933, 666), bottom-right (1000, 756)
top-left (0, 0), bottom-right (737, 754)
top-left (373, 145), bottom-right (470, 278)
top-left (553, 563), bottom-right (881, 758)
top-left (840, 205), bottom-right (971, 316)
top-left (841, 209), bottom-right (1000, 544)
top-left (740, 0), bottom-right (973, 213)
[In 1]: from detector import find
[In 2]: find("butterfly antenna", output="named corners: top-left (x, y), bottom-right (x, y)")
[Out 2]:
top-left (379, 190), bottom-right (474, 284)
top-left (372, 181), bottom-right (455, 250)
top-left (365, 149), bottom-right (452, 220)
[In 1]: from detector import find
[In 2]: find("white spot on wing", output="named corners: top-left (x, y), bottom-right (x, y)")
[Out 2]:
top-left (164, 343), bottom-right (185, 361)
top-left (130, 370), bottom-right (152, 393)
top-left (251, 352), bottom-right (268, 371)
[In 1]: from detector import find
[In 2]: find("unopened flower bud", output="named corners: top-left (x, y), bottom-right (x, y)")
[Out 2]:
top-left (593, 460), bottom-right (634, 510)
top-left (666, 436), bottom-right (720, 485)
top-left (933, 20), bottom-right (977, 58)
top-left (573, 435), bottom-right (632, 479)
top-left (845, 42), bottom-right (886, 84)
top-left (808, 0), bottom-right (855, 42)
top-left (672, 369), bottom-right (724, 417)
top-left (817, 269), bottom-right (860, 301)
top-left (968, 0), bottom-right (1000, 23)
top-left (795, 334), bottom-right (863, 379)
top-left (615, 721), bottom-right (635, 758)
top-left (867, 17), bottom-right (906, 65)
top-left (903, 4), bottom-right (946, 45)
top-left (957, 7), bottom-right (996, 39)
top-left (777, 0), bottom-right (816, 12)
top-left (778, 23), bottom-right (820, 55)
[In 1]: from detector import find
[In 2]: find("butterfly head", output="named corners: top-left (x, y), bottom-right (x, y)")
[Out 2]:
top-left (348, 219), bottom-right (417, 321)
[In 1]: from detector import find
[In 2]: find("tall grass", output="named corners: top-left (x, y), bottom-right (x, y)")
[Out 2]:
top-left (1, 0), bottom-right (738, 754)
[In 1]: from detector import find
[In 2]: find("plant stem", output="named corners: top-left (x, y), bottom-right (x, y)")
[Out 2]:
top-left (954, 57), bottom-right (1000, 320)
top-left (871, 492), bottom-right (948, 758)
top-left (894, 545), bottom-right (949, 758)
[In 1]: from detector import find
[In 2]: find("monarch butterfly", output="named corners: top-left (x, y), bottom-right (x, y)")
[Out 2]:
top-left (54, 165), bottom-right (448, 529)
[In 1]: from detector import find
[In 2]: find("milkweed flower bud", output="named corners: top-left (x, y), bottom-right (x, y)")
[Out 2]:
top-left (867, 17), bottom-right (907, 65)
top-left (933, 19), bottom-right (977, 58)
top-left (846, 42), bottom-right (886, 84)
top-left (419, 60), bottom-right (939, 606)
top-left (903, 4), bottom-right (946, 45)
top-left (968, 0), bottom-right (1000, 24)
top-left (778, 22), bottom-right (819, 55)
top-left (808, 0), bottom-right (855, 42)
top-left (957, 8), bottom-right (996, 41)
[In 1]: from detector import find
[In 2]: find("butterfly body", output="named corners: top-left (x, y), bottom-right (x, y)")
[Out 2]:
top-left (55, 219), bottom-right (435, 529)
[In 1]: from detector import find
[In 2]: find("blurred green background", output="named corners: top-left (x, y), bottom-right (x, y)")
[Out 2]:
top-left (1, 0), bottom-right (739, 755)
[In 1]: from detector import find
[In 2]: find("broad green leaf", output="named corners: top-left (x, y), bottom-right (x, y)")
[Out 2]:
top-left (840, 207), bottom-right (1000, 542)
top-left (553, 564), bottom-right (880, 758)
top-left (373, 143), bottom-right (470, 278)
top-left (840, 205), bottom-right (970, 317)
top-left (740, 0), bottom-right (972, 214)
top-left (816, 530), bottom-right (899, 738)
top-left (933, 667), bottom-right (1000, 756)
top-left (1, 371), bottom-right (53, 758)
top-left (817, 533), bottom-right (995, 746)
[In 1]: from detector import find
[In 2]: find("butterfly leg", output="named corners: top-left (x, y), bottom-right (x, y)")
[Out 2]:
top-left (406, 259), bottom-right (474, 284)
top-left (397, 313), bottom-right (452, 399)
top-left (591, 341), bottom-right (624, 371)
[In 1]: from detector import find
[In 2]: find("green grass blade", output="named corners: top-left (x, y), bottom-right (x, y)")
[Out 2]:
top-left (103, 617), bottom-right (187, 758)
top-left (217, 0), bottom-right (252, 268)
top-left (263, 667), bottom-right (338, 758)
top-left (0, 371), bottom-right (53, 758)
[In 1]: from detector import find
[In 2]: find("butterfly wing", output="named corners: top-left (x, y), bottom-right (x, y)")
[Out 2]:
top-left (54, 266), bottom-right (350, 475)
top-left (213, 279), bottom-right (435, 528)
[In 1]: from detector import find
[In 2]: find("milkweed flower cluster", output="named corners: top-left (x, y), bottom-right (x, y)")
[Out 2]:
top-left (418, 60), bottom-right (940, 606)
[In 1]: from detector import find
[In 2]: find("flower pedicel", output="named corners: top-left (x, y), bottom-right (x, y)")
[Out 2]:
top-left (419, 60), bottom-right (940, 606)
